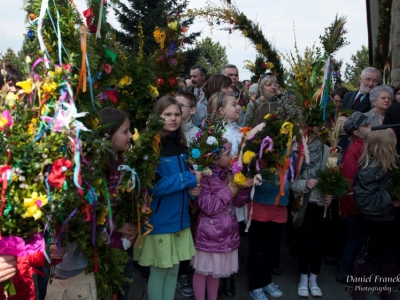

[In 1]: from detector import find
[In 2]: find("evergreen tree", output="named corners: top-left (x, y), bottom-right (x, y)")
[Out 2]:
top-left (344, 45), bottom-right (369, 88)
top-left (114, 0), bottom-right (200, 55)
top-left (0, 48), bottom-right (25, 76)
top-left (192, 37), bottom-right (228, 76)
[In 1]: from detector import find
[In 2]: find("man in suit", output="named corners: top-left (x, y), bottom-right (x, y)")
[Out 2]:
top-left (221, 64), bottom-right (246, 126)
top-left (341, 67), bottom-right (381, 113)
top-left (188, 65), bottom-right (207, 100)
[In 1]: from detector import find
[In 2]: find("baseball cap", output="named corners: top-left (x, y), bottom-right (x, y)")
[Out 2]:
top-left (343, 111), bottom-right (374, 135)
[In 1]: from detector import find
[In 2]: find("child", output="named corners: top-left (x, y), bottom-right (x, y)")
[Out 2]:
top-left (290, 131), bottom-right (332, 298)
top-left (336, 112), bottom-right (372, 284)
top-left (247, 103), bottom-right (287, 300)
top-left (133, 96), bottom-right (200, 300)
top-left (176, 90), bottom-right (200, 146)
top-left (352, 129), bottom-right (399, 300)
top-left (207, 91), bottom-right (243, 297)
top-left (48, 108), bottom-right (136, 300)
top-left (191, 141), bottom-right (250, 300)
top-left (175, 90), bottom-right (200, 297)
top-left (98, 107), bottom-right (137, 300)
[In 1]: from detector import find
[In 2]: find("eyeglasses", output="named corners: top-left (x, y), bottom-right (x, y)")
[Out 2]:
top-left (180, 104), bottom-right (192, 109)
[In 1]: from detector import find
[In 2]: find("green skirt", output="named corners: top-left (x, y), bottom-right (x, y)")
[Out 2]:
top-left (133, 227), bottom-right (196, 268)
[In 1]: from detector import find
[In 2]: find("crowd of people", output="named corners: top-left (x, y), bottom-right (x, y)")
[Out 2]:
top-left (0, 62), bottom-right (400, 300)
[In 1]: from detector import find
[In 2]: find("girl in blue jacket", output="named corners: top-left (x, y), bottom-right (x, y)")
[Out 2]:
top-left (134, 96), bottom-right (201, 300)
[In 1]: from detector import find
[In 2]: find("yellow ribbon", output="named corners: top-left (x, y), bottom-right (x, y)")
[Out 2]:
top-left (153, 27), bottom-right (166, 49)
top-left (280, 122), bottom-right (293, 156)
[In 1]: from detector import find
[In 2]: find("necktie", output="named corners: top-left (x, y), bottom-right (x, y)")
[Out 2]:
top-left (195, 88), bottom-right (201, 100)
top-left (352, 94), bottom-right (362, 109)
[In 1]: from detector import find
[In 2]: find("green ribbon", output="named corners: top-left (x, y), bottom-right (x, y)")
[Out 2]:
top-left (104, 48), bottom-right (117, 63)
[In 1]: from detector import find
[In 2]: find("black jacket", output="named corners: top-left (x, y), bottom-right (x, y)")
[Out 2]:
top-left (353, 164), bottom-right (396, 221)
top-left (383, 102), bottom-right (400, 154)
top-left (341, 90), bottom-right (371, 113)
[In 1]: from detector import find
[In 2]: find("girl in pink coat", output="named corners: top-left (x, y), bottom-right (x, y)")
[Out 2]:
top-left (191, 142), bottom-right (251, 300)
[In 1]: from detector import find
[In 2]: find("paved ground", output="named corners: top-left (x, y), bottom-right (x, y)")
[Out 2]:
top-left (127, 232), bottom-right (400, 300)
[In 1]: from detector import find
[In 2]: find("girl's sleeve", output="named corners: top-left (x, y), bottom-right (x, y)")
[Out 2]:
top-left (232, 188), bottom-right (250, 208)
top-left (196, 177), bottom-right (233, 215)
top-left (150, 171), bottom-right (197, 197)
top-left (289, 179), bottom-right (308, 198)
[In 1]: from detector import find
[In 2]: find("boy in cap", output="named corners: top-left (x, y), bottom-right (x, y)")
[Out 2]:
top-left (336, 111), bottom-right (373, 284)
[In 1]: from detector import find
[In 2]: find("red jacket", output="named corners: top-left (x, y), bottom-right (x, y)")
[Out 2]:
top-left (0, 252), bottom-right (45, 300)
top-left (339, 137), bottom-right (364, 218)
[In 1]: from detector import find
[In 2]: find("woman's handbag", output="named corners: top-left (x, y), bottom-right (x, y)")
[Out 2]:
top-left (45, 270), bottom-right (97, 300)
top-left (292, 191), bottom-right (311, 228)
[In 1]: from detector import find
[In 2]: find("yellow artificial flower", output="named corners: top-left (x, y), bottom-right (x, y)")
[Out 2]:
top-left (119, 76), bottom-right (132, 86)
top-left (264, 114), bottom-right (271, 120)
top-left (233, 172), bottom-right (247, 186)
top-left (242, 150), bottom-right (256, 164)
top-left (16, 78), bottom-right (34, 94)
top-left (22, 192), bottom-right (48, 220)
top-left (132, 128), bottom-right (140, 142)
top-left (168, 21), bottom-right (178, 31)
top-left (42, 81), bottom-right (58, 94)
top-left (255, 44), bottom-right (262, 50)
top-left (149, 85), bottom-right (159, 98)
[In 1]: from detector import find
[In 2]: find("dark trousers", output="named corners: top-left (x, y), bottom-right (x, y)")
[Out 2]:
top-left (357, 218), bottom-right (395, 264)
top-left (324, 198), bottom-right (343, 259)
top-left (338, 215), bottom-right (363, 276)
top-left (247, 220), bottom-right (283, 291)
top-left (119, 246), bottom-right (134, 300)
top-left (298, 202), bottom-right (326, 275)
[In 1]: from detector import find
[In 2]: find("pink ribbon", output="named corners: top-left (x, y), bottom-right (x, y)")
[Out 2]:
top-left (256, 136), bottom-right (273, 171)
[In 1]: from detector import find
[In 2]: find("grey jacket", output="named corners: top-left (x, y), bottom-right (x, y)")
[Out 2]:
top-left (290, 144), bottom-right (330, 206)
top-left (353, 164), bottom-right (397, 221)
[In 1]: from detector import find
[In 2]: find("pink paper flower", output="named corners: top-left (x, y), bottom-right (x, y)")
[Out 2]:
top-left (103, 63), bottom-right (112, 74)
top-left (0, 110), bottom-right (12, 130)
top-left (232, 161), bottom-right (243, 174)
top-left (0, 233), bottom-right (44, 257)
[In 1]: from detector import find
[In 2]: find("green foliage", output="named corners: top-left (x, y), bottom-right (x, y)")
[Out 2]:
top-left (319, 14), bottom-right (349, 56)
top-left (188, 115), bottom-right (227, 168)
top-left (189, 37), bottom-right (228, 77)
top-left (114, 0), bottom-right (200, 55)
top-left (317, 167), bottom-right (350, 197)
top-left (344, 45), bottom-right (369, 87)
top-left (387, 167), bottom-right (400, 201)
top-left (0, 48), bottom-right (25, 77)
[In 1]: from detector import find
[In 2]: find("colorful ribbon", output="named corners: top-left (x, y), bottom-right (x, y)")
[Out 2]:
top-left (255, 136), bottom-right (273, 171)
top-left (280, 122), bottom-right (293, 156)
top-left (245, 174), bottom-right (262, 232)
top-left (117, 165), bottom-right (141, 194)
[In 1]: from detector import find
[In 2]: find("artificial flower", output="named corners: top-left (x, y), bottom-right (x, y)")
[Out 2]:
top-left (22, 192), bottom-right (48, 220)
top-left (47, 158), bottom-right (73, 188)
top-left (0, 110), bottom-right (12, 130)
top-left (232, 161), bottom-right (243, 174)
top-left (194, 131), bottom-right (202, 139)
top-left (206, 136), bottom-right (217, 145)
top-left (119, 76), bottom-right (132, 86)
top-left (103, 63), bottom-right (112, 74)
top-left (168, 20), bottom-right (178, 31)
top-left (149, 85), bottom-right (159, 98)
top-left (15, 78), bottom-right (35, 94)
top-left (132, 128), bottom-right (140, 142)
top-left (242, 150), bottom-right (256, 164)
top-left (233, 172), bottom-right (246, 186)
top-left (106, 89), bottom-right (117, 105)
top-left (191, 148), bottom-right (201, 159)
top-left (25, 56), bottom-right (32, 64)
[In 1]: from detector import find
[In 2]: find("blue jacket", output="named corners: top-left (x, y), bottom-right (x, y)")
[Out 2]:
top-left (148, 152), bottom-right (197, 234)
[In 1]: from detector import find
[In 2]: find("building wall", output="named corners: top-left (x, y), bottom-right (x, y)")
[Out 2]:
top-left (390, 0), bottom-right (400, 85)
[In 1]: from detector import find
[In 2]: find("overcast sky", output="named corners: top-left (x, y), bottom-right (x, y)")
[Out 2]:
top-left (0, 0), bottom-right (368, 79)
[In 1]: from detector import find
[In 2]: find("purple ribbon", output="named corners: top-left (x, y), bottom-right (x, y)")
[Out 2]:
top-left (256, 136), bottom-right (273, 171)
top-left (58, 207), bottom-right (78, 253)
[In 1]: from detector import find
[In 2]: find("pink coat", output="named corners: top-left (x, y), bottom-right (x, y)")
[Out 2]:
top-left (194, 167), bottom-right (250, 253)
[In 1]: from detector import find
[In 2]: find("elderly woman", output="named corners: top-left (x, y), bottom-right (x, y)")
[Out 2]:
top-left (364, 85), bottom-right (393, 126)
top-left (245, 74), bottom-right (279, 126)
